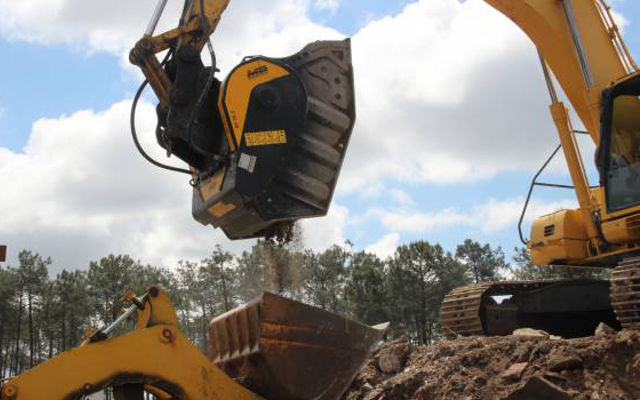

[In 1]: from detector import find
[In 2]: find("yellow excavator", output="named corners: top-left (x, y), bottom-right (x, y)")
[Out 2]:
top-left (442, 0), bottom-right (640, 338)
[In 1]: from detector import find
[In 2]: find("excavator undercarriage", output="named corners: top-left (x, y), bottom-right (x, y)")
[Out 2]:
top-left (442, 279), bottom-right (621, 338)
top-left (442, 255), bottom-right (640, 338)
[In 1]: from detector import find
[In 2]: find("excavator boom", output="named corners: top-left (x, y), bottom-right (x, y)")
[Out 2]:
top-left (486, 0), bottom-right (632, 142)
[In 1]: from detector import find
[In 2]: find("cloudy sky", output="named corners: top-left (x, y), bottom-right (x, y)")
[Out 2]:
top-left (0, 0), bottom-right (638, 272)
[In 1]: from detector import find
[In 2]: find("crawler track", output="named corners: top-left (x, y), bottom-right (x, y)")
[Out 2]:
top-left (611, 256), bottom-right (640, 329)
top-left (442, 279), bottom-right (617, 337)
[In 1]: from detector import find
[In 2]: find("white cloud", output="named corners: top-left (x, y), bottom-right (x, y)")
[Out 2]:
top-left (0, 0), bottom-right (342, 67)
top-left (0, 0), bottom-right (595, 189)
top-left (0, 0), bottom-right (612, 269)
top-left (337, 0), bottom-right (564, 191)
top-left (390, 188), bottom-right (415, 206)
top-left (610, 10), bottom-right (628, 32)
top-left (300, 204), bottom-right (348, 251)
top-left (365, 232), bottom-right (400, 259)
top-left (370, 197), bottom-right (577, 235)
top-left (0, 100), bottom-right (253, 271)
top-left (0, 0), bottom-right (345, 270)
top-left (314, 0), bottom-right (340, 13)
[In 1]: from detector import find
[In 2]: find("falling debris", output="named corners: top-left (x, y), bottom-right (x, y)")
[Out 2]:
top-left (343, 330), bottom-right (640, 400)
top-left (263, 222), bottom-right (304, 294)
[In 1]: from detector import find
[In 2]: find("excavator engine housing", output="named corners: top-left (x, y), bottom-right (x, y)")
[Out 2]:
top-left (529, 209), bottom-right (589, 265)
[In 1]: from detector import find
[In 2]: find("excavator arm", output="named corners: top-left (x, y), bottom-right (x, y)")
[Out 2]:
top-left (129, 0), bottom-right (357, 241)
top-left (129, 0), bottom-right (230, 107)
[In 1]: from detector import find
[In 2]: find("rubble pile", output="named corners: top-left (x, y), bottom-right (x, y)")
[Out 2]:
top-left (343, 326), bottom-right (640, 400)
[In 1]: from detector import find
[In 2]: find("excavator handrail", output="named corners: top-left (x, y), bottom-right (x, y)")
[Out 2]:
top-left (593, 0), bottom-right (639, 73)
top-left (517, 130), bottom-right (593, 246)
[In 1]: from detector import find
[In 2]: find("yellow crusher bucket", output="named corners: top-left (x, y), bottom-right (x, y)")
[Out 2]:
top-left (209, 293), bottom-right (388, 400)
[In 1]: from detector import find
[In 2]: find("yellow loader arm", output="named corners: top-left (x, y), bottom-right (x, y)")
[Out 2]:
top-left (1, 287), bottom-right (385, 400)
top-left (0, 287), bottom-right (262, 400)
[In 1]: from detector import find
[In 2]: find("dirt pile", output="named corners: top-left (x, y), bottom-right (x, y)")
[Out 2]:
top-left (343, 327), bottom-right (640, 400)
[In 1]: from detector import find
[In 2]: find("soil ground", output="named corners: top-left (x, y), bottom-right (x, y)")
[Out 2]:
top-left (343, 328), bottom-right (640, 400)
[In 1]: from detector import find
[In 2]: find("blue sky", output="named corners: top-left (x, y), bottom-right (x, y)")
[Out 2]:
top-left (0, 0), bottom-right (638, 269)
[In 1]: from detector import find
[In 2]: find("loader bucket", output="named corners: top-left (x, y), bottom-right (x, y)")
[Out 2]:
top-left (209, 293), bottom-right (387, 400)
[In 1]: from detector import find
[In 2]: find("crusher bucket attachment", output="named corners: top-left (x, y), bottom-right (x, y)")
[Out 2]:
top-left (192, 39), bottom-right (357, 240)
top-left (209, 292), bottom-right (387, 400)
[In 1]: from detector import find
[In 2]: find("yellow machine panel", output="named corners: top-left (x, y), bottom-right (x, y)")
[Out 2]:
top-left (601, 214), bottom-right (640, 244)
top-left (530, 209), bottom-right (589, 265)
top-left (219, 60), bottom-right (290, 150)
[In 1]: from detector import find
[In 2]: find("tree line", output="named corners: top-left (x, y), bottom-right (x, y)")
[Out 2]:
top-left (0, 238), bottom-right (585, 379)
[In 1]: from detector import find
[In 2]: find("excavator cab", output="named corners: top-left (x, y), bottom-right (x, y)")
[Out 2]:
top-left (600, 74), bottom-right (640, 212)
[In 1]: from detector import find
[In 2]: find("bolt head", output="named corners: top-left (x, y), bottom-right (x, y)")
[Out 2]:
top-left (149, 286), bottom-right (160, 297)
top-left (3, 385), bottom-right (17, 398)
top-left (161, 328), bottom-right (174, 343)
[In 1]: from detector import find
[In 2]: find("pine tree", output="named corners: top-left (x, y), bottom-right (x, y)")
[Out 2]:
top-left (456, 239), bottom-right (507, 283)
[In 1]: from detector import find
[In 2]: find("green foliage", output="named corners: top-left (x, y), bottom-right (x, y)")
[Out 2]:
top-left (387, 241), bottom-right (468, 344)
top-left (302, 245), bottom-right (350, 313)
top-left (511, 246), bottom-right (609, 280)
top-left (345, 251), bottom-right (387, 325)
top-left (456, 239), bottom-right (508, 283)
top-left (0, 238), bottom-right (550, 377)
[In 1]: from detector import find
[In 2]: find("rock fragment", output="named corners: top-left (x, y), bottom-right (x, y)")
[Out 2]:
top-left (549, 356), bottom-right (583, 372)
top-left (594, 323), bottom-right (616, 337)
top-left (377, 338), bottom-right (411, 374)
top-left (503, 377), bottom-right (572, 400)
top-left (501, 362), bottom-right (528, 382)
top-left (512, 328), bottom-right (550, 338)
top-left (344, 329), bottom-right (640, 400)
